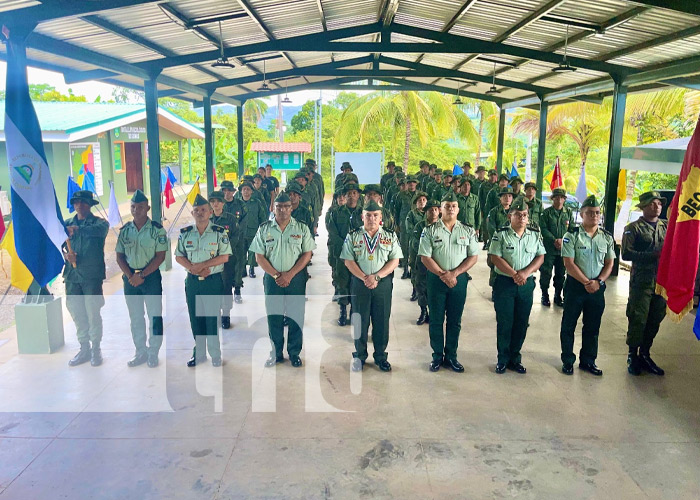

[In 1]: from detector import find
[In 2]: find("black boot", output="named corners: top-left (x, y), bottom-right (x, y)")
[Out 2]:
top-left (639, 348), bottom-right (665, 376)
top-left (553, 288), bottom-right (564, 307)
top-left (627, 346), bottom-right (642, 376)
top-left (337, 304), bottom-right (348, 326)
top-left (234, 288), bottom-right (242, 304)
top-left (401, 267), bottom-right (410, 279)
top-left (90, 342), bottom-right (103, 367)
top-left (221, 316), bottom-right (231, 329)
top-left (541, 292), bottom-right (551, 307)
top-left (68, 342), bottom-right (91, 366)
top-left (416, 306), bottom-right (428, 325)
top-left (249, 267), bottom-right (256, 278)
top-left (410, 287), bottom-right (417, 302)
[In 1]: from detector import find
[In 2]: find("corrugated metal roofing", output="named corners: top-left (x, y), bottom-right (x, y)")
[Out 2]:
top-left (0, 102), bottom-right (142, 132)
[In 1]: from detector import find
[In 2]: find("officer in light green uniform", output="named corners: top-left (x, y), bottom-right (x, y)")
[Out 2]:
top-left (419, 191), bottom-right (480, 372)
top-left (341, 200), bottom-right (402, 372)
top-left (175, 194), bottom-right (232, 367)
top-left (116, 190), bottom-right (168, 368)
top-left (250, 192), bottom-right (316, 368)
top-left (539, 188), bottom-right (574, 307)
top-left (622, 191), bottom-right (667, 376)
top-left (286, 181), bottom-right (314, 234)
top-left (239, 181), bottom-right (268, 278)
top-left (411, 199), bottom-right (441, 325)
top-left (522, 182), bottom-right (543, 228)
top-left (457, 178), bottom-right (481, 230)
top-left (64, 190), bottom-right (110, 368)
top-left (488, 197), bottom-right (546, 374)
top-left (559, 195), bottom-right (615, 376)
top-left (405, 191), bottom-right (428, 285)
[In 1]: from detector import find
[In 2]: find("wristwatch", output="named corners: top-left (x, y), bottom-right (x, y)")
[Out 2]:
top-left (598, 279), bottom-right (605, 287)
top-left (374, 274), bottom-right (381, 281)
top-left (273, 273), bottom-right (280, 280)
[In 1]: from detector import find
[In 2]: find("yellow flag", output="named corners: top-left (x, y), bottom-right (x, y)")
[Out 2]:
top-left (0, 223), bottom-right (35, 293)
top-left (617, 169), bottom-right (627, 201)
top-left (186, 181), bottom-right (201, 205)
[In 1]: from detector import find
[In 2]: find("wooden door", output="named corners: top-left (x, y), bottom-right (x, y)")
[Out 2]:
top-left (124, 142), bottom-right (144, 192)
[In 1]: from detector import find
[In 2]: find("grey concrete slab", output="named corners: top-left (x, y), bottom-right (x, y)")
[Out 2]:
top-left (0, 438), bottom-right (52, 493)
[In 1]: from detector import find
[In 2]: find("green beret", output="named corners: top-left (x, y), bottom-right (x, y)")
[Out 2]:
top-left (524, 182), bottom-right (537, 190)
top-left (499, 187), bottom-right (515, 196)
top-left (363, 184), bottom-right (382, 195)
top-left (208, 191), bottom-right (225, 202)
top-left (343, 182), bottom-right (361, 194)
top-left (285, 181), bottom-right (303, 195)
top-left (509, 197), bottom-right (529, 213)
top-left (220, 180), bottom-right (235, 190)
top-left (192, 193), bottom-right (210, 207)
top-left (476, 166), bottom-right (487, 173)
top-left (293, 171), bottom-right (307, 180)
top-left (130, 189), bottom-right (148, 203)
top-left (441, 191), bottom-right (459, 203)
top-left (405, 175), bottom-right (418, 183)
top-left (637, 191), bottom-right (664, 208)
top-left (363, 200), bottom-right (382, 212)
top-left (498, 173), bottom-right (510, 182)
top-left (412, 191), bottom-right (428, 205)
top-left (425, 199), bottom-right (441, 210)
top-left (581, 195), bottom-right (600, 208)
top-left (510, 176), bottom-right (524, 185)
top-left (551, 188), bottom-right (567, 199)
top-left (275, 192), bottom-right (291, 204)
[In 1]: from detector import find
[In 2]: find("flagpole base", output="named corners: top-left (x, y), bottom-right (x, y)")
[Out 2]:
top-left (15, 296), bottom-right (65, 354)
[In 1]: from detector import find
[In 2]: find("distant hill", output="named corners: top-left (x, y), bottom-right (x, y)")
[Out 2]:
top-left (194, 103), bottom-right (302, 129)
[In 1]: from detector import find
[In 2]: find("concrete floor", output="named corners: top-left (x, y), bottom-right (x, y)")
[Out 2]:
top-left (1, 217), bottom-right (699, 499)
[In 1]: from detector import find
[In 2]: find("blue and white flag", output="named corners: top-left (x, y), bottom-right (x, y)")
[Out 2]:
top-left (509, 160), bottom-right (518, 180)
top-left (166, 165), bottom-right (177, 185)
top-left (4, 36), bottom-right (66, 287)
top-left (575, 164), bottom-right (588, 204)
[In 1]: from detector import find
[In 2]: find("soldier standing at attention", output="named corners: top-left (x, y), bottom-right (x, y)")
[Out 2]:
top-left (479, 169), bottom-right (499, 248)
top-left (488, 198), bottom-right (545, 374)
top-left (510, 176), bottom-right (524, 198)
top-left (239, 181), bottom-right (268, 279)
top-left (220, 180), bottom-right (245, 303)
top-left (116, 190), bottom-right (167, 368)
top-left (380, 161), bottom-right (397, 192)
top-left (622, 191), bottom-right (667, 376)
top-left (175, 194), bottom-right (232, 367)
top-left (253, 174), bottom-right (271, 212)
top-left (396, 175), bottom-right (418, 271)
top-left (471, 166), bottom-right (488, 205)
top-left (341, 200), bottom-right (402, 372)
top-left (411, 199), bottom-right (441, 325)
top-left (286, 181), bottom-right (314, 235)
top-left (263, 164), bottom-right (280, 210)
top-left (326, 187), bottom-right (347, 301)
top-left (64, 190), bottom-right (110, 367)
top-left (250, 192), bottom-right (316, 368)
top-left (522, 182), bottom-right (543, 228)
top-left (539, 188), bottom-right (574, 307)
top-left (209, 191), bottom-right (241, 326)
top-left (486, 187), bottom-right (514, 295)
top-left (335, 162), bottom-right (353, 186)
top-left (416, 161), bottom-right (430, 190)
top-left (405, 191), bottom-right (428, 287)
top-left (484, 174), bottom-right (509, 225)
top-left (559, 195), bottom-right (615, 376)
top-left (419, 191), bottom-right (480, 372)
top-left (457, 178), bottom-right (481, 233)
top-left (427, 171), bottom-right (442, 199)
top-left (353, 184), bottom-right (395, 232)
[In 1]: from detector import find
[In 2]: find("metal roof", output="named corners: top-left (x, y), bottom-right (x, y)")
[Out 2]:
top-left (2, 0), bottom-right (700, 107)
top-left (251, 142), bottom-right (313, 153)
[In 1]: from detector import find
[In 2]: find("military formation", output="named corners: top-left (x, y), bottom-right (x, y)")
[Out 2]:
top-left (62, 159), bottom-right (669, 378)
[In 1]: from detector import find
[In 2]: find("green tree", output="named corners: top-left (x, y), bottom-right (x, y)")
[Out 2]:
top-left (243, 98), bottom-right (269, 124)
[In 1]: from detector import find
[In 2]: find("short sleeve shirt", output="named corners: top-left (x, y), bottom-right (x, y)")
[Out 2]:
top-left (561, 227), bottom-right (615, 280)
top-left (417, 219), bottom-right (480, 271)
top-left (249, 217), bottom-right (316, 272)
top-left (340, 228), bottom-right (403, 275)
top-left (116, 219), bottom-right (168, 269)
top-left (175, 222), bottom-right (232, 274)
top-left (263, 176), bottom-right (280, 194)
top-left (488, 226), bottom-right (546, 276)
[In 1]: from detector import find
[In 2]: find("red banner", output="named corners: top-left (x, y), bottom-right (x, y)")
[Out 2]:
top-left (656, 118), bottom-right (700, 321)
top-left (550, 156), bottom-right (563, 190)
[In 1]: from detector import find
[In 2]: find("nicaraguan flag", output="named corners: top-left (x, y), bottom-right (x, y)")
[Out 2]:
top-left (4, 36), bottom-right (66, 287)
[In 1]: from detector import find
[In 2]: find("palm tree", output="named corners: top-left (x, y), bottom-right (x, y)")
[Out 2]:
top-left (459, 99), bottom-right (498, 166)
top-left (334, 90), bottom-right (479, 168)
top-left (243, 98), bottom-right (269, 124)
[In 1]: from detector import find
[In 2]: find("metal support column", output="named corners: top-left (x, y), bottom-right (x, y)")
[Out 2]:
top-left (604, 82), bottom-right (627, 233)
top-left (495, 107), bottom-right (506, 174)
top-left (535, 100), bottom-right (548, 201)
top-left (203, 96), bottom-right (214, 191)
top-left (144, 78), bottom-right (162, 222)
top-left (237, 102), bottom-right (245, 179)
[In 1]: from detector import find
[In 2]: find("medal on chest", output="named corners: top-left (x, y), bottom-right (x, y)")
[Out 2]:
top-left (364, 232), bottom-right (379, 261)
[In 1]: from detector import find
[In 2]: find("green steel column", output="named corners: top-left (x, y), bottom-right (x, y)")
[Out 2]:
top-left (535, 99), bottom-right (548, 201)
top-left (604, 82), bottom-right (627, 233)
top-left (237, 102), bottom-right (245, 179)
top-left (188, 138), bottom-right (192, 182)
top-left (144, 78), bottom-right (162, 223)
top-left (496, 107), bottom-right (506, 174)
top-left (203, 96), bottom-right (214, 192)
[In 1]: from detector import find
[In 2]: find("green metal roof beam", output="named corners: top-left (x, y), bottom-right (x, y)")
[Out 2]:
top-left (627, 0), bottom-right (700, 16)
top-left (2, 0), bottom-right (163, 27)
top-left (594, 24), bottom-right (700, 62)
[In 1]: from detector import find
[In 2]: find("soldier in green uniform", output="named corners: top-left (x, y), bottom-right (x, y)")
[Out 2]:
top-left (335, 162), bottom-right (353, 186)
top-left (293, 171), bottom-right (317, 227)
top-left (416, 161), bottom-right (430, 190)
top-left (175, 194), bottom-right (232, 367)
top-left (419, 191), bottom-right (480, 372)
top-left (431, 170), bottom-right (451, 201)
top-left (353, 184), bottom-right (395, 232)
top-left (386, 171), bottom-right (404, 210)
top-left (471, 166), bottom-right (488, 203)
top-left (487, 187), bottom-right (514, 291)
top-left (411, 199), bottom-right (441, 325)
top-left (485, 174), bottom-right (510, 219)
top-left (622, 191), bottom-right (667, 376)
top-left (559, 195), bottom-right (615, 376)
top-left (303, 167), bottom-right (321, 230)
top-left (306, 159), bottom-right (325, 232)
top-left (522, 182), bottom-right (543, 227)
top-left (341, 200), bottom-right (402, 372)
top-left (253, 174), bottom-right (271, 211)
top-left (462, 161), bottom-right (475, 182)
top-left (457, 178), bottom-right (481, 232)
top-left (405, 191), bottom-right (428, 286)
top-left (220, 180), bottom-right (245, 302)
top-left (380, 161), bottom-right (397, 192)
top-left (251, 192), bottom-right (316, 368)
top-left (510, 176), bottom-right (524, 198)
top-left (326, 187), bottom-right (346, 299)
top-left (263, 164), bottom-right (280, 211)
top-left (286, 181), bottom-right (314, 234)
top-left (64, 190), bottom-right (110, 367)
top-left (328, 183), bottom-right (362, 325)
top-left (116, 190), bottom-right (167, 368)
top-left (426, 170), bottom-right (441, 199)
top-left (539, 188), bottom-right (574, 307)
top-left (395, 175), bottom-right (418, 270)
top-left (209, 191), bottom-right (242, 326)
top-left (237, 175), bottom-right (267, 209)
top-left (488, 198), bottom-right (546, 374)
top-left (479, 169), bottom-right (499, 248)
top-left (239, 181), bottom-right (268, 279)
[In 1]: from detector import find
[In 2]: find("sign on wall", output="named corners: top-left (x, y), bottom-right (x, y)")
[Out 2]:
top-left (335, 152), bottom-right (382, 184)
top-left (258, 152), bottom-right (302, 171)
top-left (69, 142), bottom-right (103, 196)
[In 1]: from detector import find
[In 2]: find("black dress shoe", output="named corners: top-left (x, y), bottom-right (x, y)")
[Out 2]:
top-left (443, 358), bottom-right (465, 372)
top-left (187, 356), bottom-right (207, 367)
top-left (495, 363), bottom-right (507, 374)
top-left (234, 292), bottom-right (242, 304)
top-left (68, 345), bottom-right (92, 367)
top-left (351, 358), bottom-right (364, 372)
top-left (579, 362), bottom-right (603, 376)
top-left (211, 357), bottom-right (222, 367)
top-left (221, 316), bottom-right (231, 329)
top-left (541, 294), bottom-right (551, 307)
top-left (429, 359), bottom-right (442, 372)
top-left (639, 353), bottom-right (665, 376)
top-left (553, 295), bottom-right (564, 307)
top-left (91, 347), bottom-right (103, 367)
top-left (249, 268), bottom-right (256, 278)
top-left (290, 355), bottom-right (302, 367)
top-left (265, 355), bottom-right (285, 367)
top-left (416, 306), bottom-right (428, 325)
top-left (127, 353), bottom-right (148, 367)
top-left (410, 288), bottom-right (417, 301)
top-left (147, 354), bottom-right (159, 368)
top-left (377, 360), bottom-right (392, 372)
top-left (507, 362), bottom-right (527, 374)
top-left (562, 363), bottom-right (574, 375)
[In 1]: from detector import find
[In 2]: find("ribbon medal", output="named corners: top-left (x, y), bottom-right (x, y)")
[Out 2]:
top-left (364, 232), bottom-right (379, 261)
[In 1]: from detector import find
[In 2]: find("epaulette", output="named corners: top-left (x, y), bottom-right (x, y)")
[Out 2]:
top-left (212, 224), bottom-right (225, 233)
top-left (119, 221), bottom-right (132, 231)
top-left (180, 225), bottom-right (193, 234)
top-left (462, 221), bottom-right (474, 229)
top-left (496, 225), bottom-right (509, 232)
top-left (568, 225), bottom-right (580, 233)
top-left (527, 225), bottom-right (540, 232)
top-left (382, 227), bottom-right (396, 235)
top-left (349, 227), bottom-right (362, 234)
top-left (151, 221), bottom-right (163, 229)
top-left (600, 227), bottom-right (613, 237)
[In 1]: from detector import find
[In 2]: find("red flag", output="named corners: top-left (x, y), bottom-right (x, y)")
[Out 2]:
top-left (550, 156), bottom-right (563, 190)
top-left (656, 118), bottom-right (700, 321)
top-left (0, 205), bottom-right (5, 242)
top-left (213, 168), bottom-right (218, 188)
top-left (164, 178), bottom-right (175, 209)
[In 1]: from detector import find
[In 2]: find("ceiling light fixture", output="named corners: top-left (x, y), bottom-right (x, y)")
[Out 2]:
top-left (552, 25), bottom-right (577, 73)
top-left (281, 80), bottom-right (292, 104)
top-left (211, 22), bottom-right (235, 68)
top-left (453, 82), bottom-right (463, 105)
top-left (485, 62), bottom-right (499, 94)
top-left (258, 59), bottom-right (271, 91)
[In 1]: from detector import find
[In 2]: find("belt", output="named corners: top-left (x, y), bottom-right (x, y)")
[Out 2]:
top-left (187, 272), bottom-right (220, 281)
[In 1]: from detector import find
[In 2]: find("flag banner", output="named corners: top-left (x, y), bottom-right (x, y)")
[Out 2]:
top-left (164, 178), bottom-right (175, 208)
top-left (66, 175), bottom-right (81, 212)
top-left (618, 169), bottom-right (627, 201)
top-left (186, 180), bottom-right (201, 205)
top-left (166, 166), bottom-right (178, 185)
top-left (509, 160), bottom-right (518, 180)
top-left (575, 164), bottom-right (587, 203)
top-left (0, 202), bottom-right (6, 242)
top-left (655, 118), bottom-right (700, 322)
top-left (4, 36), bottom-right (66, 287)
top-left (107, 182), bottom-right (122, 228)
top-left (160, 169), bottom-right (168, 193)
top-left (0, 223), bottom-right (35, 293)
top-left (550, 157), bottom-right (563, 190)
top-left (81, 169), bottom-right (96, 193)
top-left (452, 163), bottom-right (463, 176)
top-left (213, 168), bottom-right (218, 188)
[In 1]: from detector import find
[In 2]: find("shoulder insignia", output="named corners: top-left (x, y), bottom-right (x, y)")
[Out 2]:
top-left (180, 225), bottom-right (193, 234)
top-left (527, 225), bottom-right (540, 232)
top-left (600, 227), bottom-right (613, 237)
top-left (349, 227), bottom-right (362, 234)
top-left (212, 224), bottom-right (225, 233)
top-left (568, 225), bottom-right (580, 234)
top-left (497, 225), bottom-right (509, 232)
top-left (119, 222), bottom-right (132, 231)
top-left (151, 221), bottom-right (163, 229)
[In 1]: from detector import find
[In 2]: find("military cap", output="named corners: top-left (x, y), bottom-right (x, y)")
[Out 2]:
top-left (130, 189), bottom-right (148, 203)
top-left (275, 192), bottom-right (291, 204)
top-left (581, 195), bottom-right (600, 208)
top-left (285, 181), bottom-right (304, 195)
top-left (334, 186), bottom-right (345, 196)
top-left (405, 175), bottom-right (418, 183)
top-left (430, 164), bottom-right (438, 170)
top-left (498, 173), bottom-right (510, 182)
top-left (387, 161), bottom-right (396, 167)
top-left (70, 190), bottom-right (99, 206)
top-left (425, 199), bottom-right (441, 210)
top-left (412, 191), bottom-right (428, 205)
top-left (192, 193), bottom-right (210, 207)
top-left (293, 171), bottom-right (307, 180)
top-left (305, 158), bottom-right (316, 165)
top-left (344, 173), bottom-right (359, 184)
top-left (253, 173), bottom-right (263, 180)
top-left (637, 190), bottom-right (665, 208)
top-left (451, 175), bottom-right (462, 184)
top-left (363, 184), bottom-right (382, 195)
top-left (395, 166), bottom-right (404, 172)
top-left (341, 162), bottom-right (353, 171)
top-left (395, 171), bottom-right (405, 178)
top-left (220, 180), bottom-right (235, 191)
top-left (524, 182), bottom-right (537, 190)
top-left (550, 188), bottom-right (567, 199)
top-left (443, 169), bottom-right (453, 176)
top-left (239, 181), bottom-right (254, 190)
top-left (509, 197), bottom-right (529, 213)
top-left (476, 166), bottom-right (487, 173)
top-left (419, 160), bottom-right (429, 166)
top-left (499, 187), bottom-right (515, 197)
top-left (488, 169), bottom-right (498, 176)
top-left (398, 178), bottom-right (406, 185)
top-left (243, 175), bottom-right (255, 181)
top-left (441, 191), bottom-right (459, 203)
top-left (510, 176), bottom-right (524, 185)
top-left (343, 182), bottom-right (361, 194)
top-left (208, 191), bottom-right (225, 202)
top-left (363, 200), bottom-right (383, 212)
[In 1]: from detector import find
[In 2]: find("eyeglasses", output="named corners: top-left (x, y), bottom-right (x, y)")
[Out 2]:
top-left (511, 212), bottom-right (529, 219)
top-left (584, 211), bottom-right (601, 217)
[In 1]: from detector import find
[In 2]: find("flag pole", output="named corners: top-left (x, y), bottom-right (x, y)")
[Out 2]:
top-left (167, 175), bottom-right (199, 238)
top-left (84, 176), bottom-right (120, 238)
